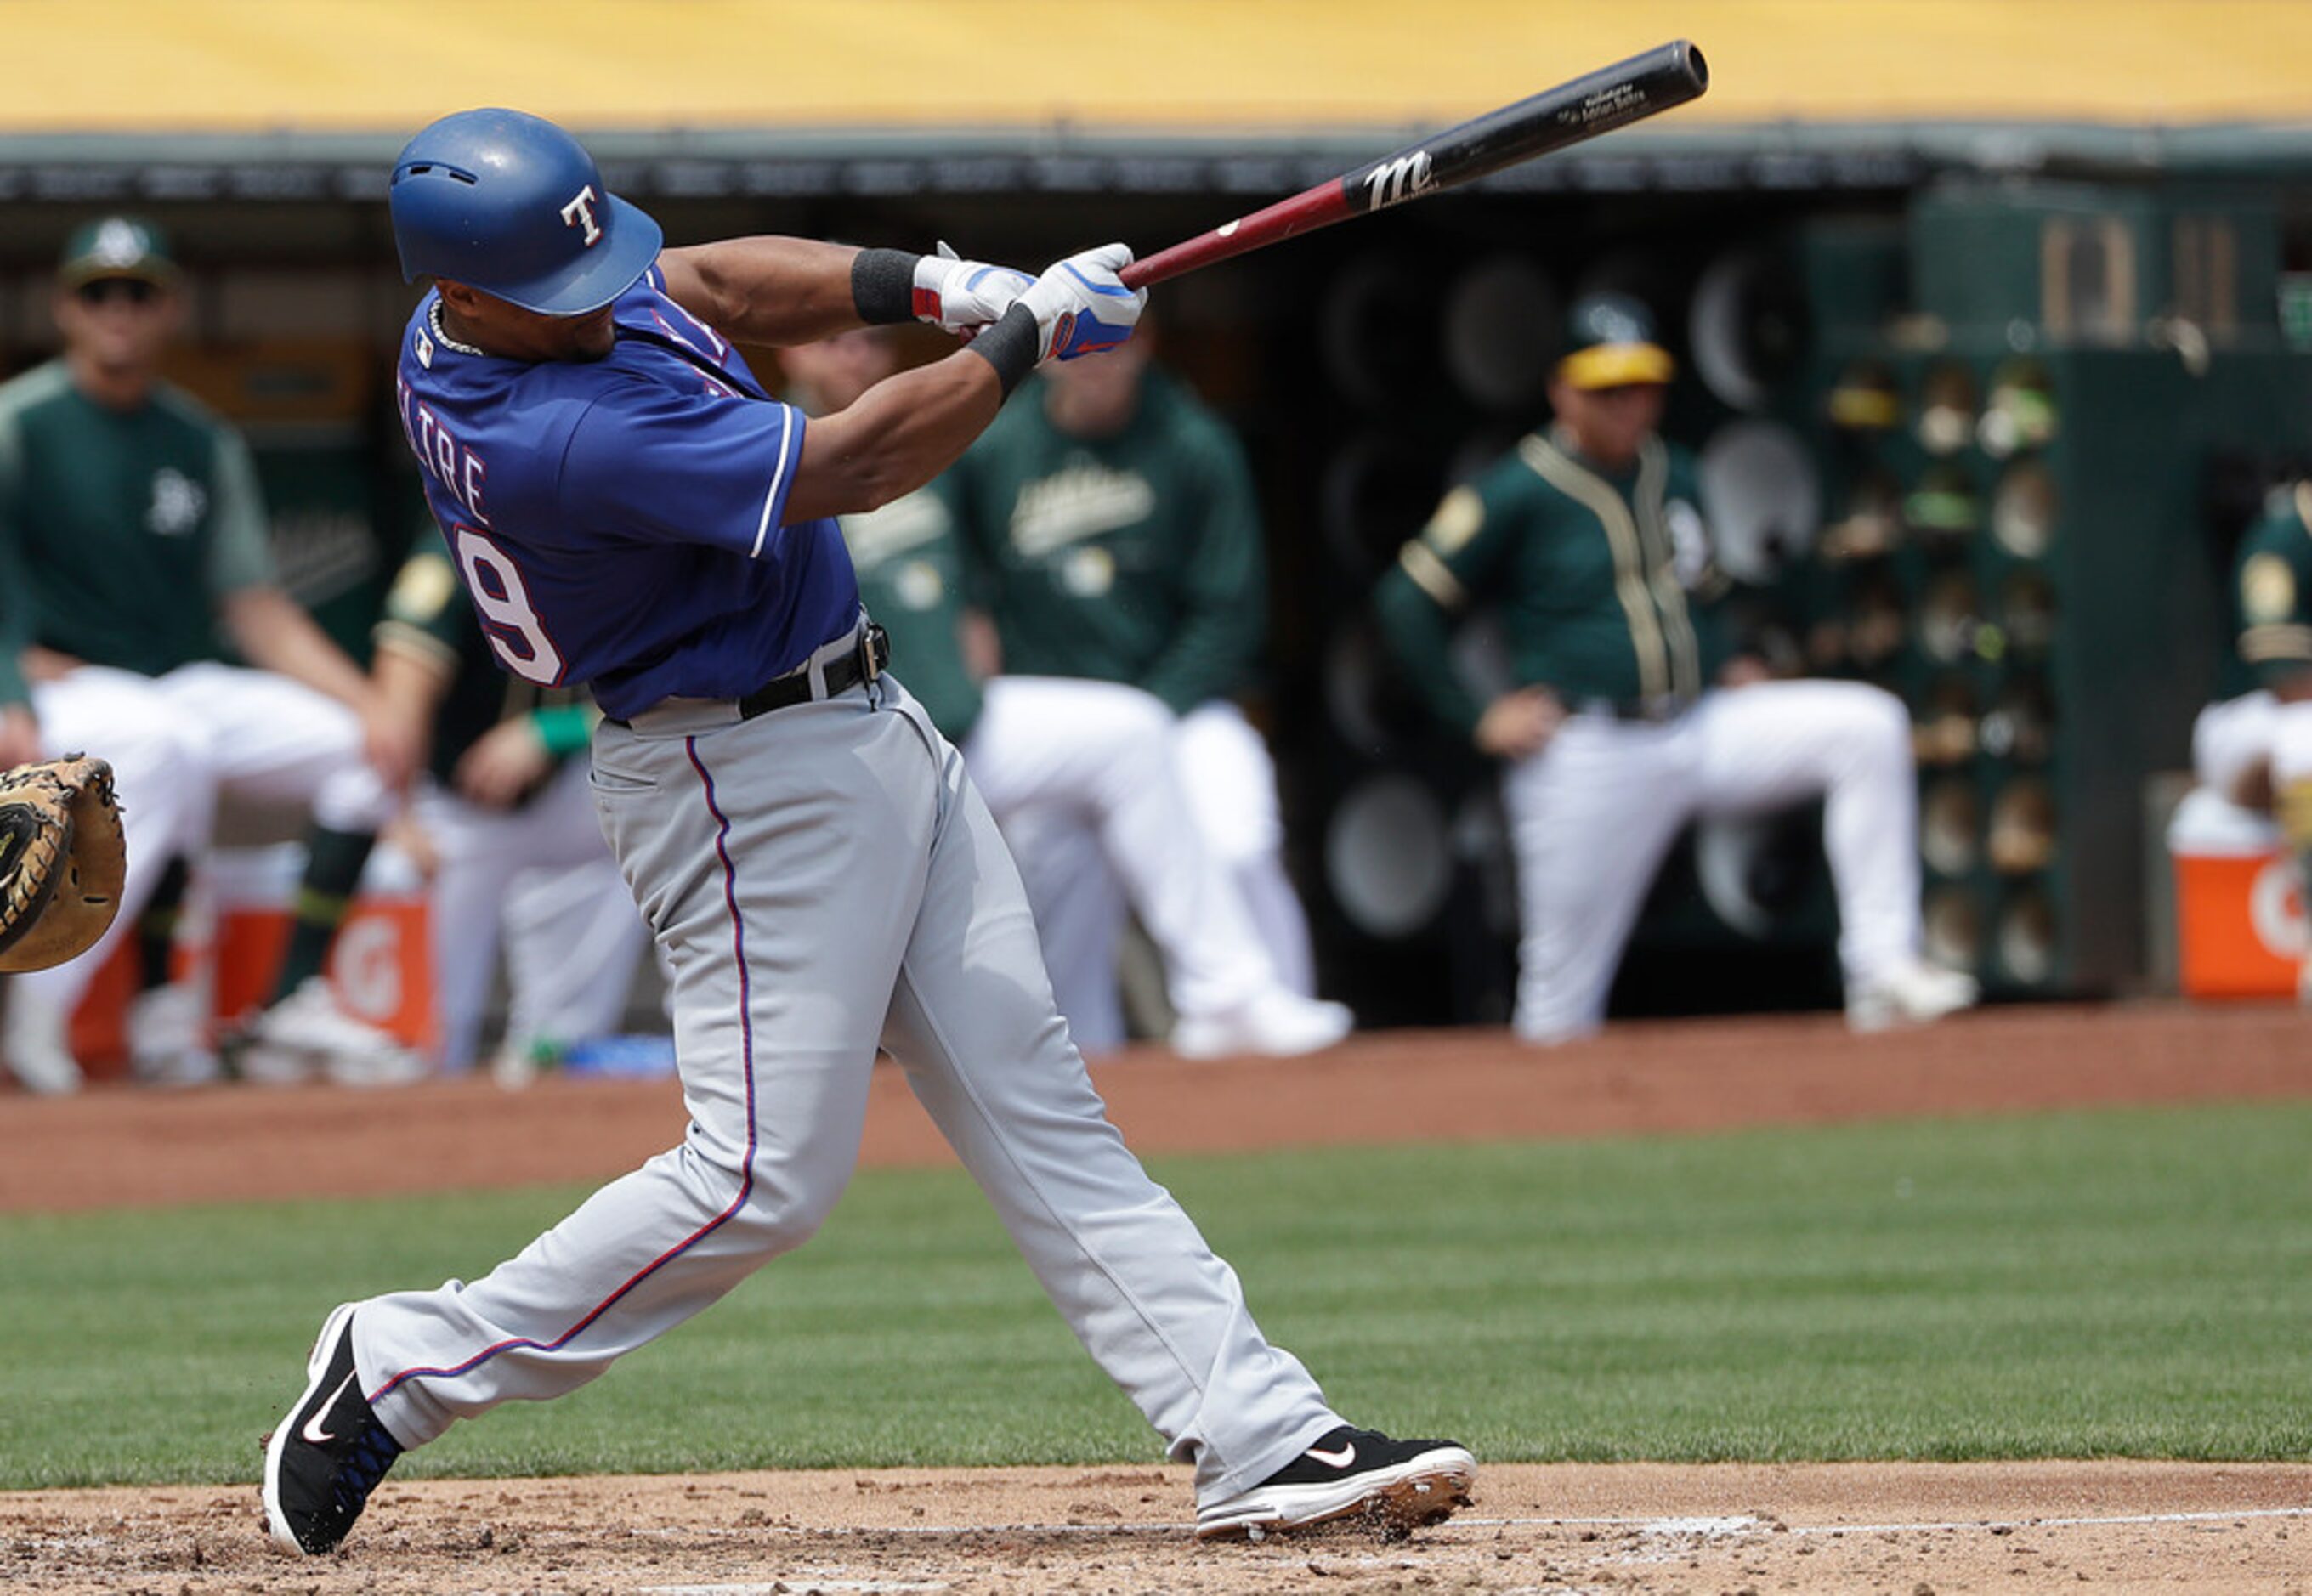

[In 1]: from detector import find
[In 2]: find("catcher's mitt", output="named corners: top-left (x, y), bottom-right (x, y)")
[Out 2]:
top-left (0, 755), bottom-right (127, 973)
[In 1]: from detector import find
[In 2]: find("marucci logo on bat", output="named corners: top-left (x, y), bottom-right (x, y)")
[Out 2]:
top-left (1360, 150), bottom-right (1435, 212)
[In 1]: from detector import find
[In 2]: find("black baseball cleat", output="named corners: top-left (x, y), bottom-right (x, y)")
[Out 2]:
top-left (262, 1304), bottom-right (404, 1554)
top-left (1195, 1425), bottom-right (1476, 1541)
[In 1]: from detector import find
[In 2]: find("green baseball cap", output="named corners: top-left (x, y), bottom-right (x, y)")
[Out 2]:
top-left (1558, 291), bottom-right (1674, 390)
top-left (58, 216), bottom-right (179, 288)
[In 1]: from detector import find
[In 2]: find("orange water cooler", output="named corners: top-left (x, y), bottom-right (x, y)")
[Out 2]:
top-left (67, 842), bottom-right (435, 1077)
top-left (2167, 788), bottom-right (2304, 999)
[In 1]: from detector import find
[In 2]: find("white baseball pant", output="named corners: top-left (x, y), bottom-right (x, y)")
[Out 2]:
top-left (962, 676), bottom-right (1284, 1049)
top-left (1504, 680), bottom-right (1924, 1043)
top-left (1175, 701), bottom-right (1317, 997)
top-left (996, 804), bottom-right (1129, 1050)
top-left (348, 668), bottom-right (1340, 1504)
top-left (13, 666), bottom-right (217, 1014)
top-left (2194, 690), bottom-right (2312, 798)
top-left (150, 663), bottom-right (394, 834)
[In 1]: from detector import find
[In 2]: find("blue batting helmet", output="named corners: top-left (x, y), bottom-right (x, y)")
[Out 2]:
top-left (388, 109), bottom-right (662, 315)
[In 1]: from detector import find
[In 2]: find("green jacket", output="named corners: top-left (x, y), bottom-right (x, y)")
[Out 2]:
top-left (0, 360), bottom-right (273, 699)
top-left (940, 369), bottom-right (1263, 716)
top-left (839, 487), bottom-right (984, 743)
top-left (2218, 482), bottom-right (2312, 702)
top-left (1375, 431), bottom-right (1728, 739)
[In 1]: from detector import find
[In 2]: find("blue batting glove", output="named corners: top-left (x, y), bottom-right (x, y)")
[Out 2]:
top-left (1019, 243), bottom-right (1147, 363)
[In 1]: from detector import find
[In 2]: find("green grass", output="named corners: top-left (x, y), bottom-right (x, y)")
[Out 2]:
top-left (2, 1100), bottom-right (2308, 1488)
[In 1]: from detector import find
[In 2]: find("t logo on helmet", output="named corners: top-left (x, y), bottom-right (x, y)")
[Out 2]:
top-left (559, 185), bottom-right (604, 247)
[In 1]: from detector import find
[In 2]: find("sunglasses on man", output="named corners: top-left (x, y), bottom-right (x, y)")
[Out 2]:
top-left (74, 277), bottom-right (162, 308)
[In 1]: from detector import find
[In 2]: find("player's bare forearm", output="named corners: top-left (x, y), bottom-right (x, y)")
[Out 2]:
top-left (20, 646), bottom-right (82, 684)
top-left (366, 642), bottom-right (447, 780)
top-left (783, 353), bottom-right (1004, 524)
top-left (2269, 669), bottom-right (2312, 704)
top-left (224, 587), bottom-right (374, 710)
top-left (371, 638), bottom-right (454, 725)
top-left (959, 608), bottom-right (1002, 682)
top-left (658, 239), bottom-right (871, 346)
top-left (0, 704), bottom-right (39, 769)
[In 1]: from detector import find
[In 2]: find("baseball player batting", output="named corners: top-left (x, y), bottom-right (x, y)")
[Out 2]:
top-left (259, 109), bottom-right (1475, 1556)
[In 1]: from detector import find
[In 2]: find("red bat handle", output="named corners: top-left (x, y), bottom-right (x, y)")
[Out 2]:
top-left (1119, 185), bottom-right (1354, 291)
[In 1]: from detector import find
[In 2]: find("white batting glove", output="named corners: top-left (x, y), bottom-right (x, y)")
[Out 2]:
top-left (1017, 243), bottom-right (1147, 362)
top-left (912, 246), bottom-right (1034, 337)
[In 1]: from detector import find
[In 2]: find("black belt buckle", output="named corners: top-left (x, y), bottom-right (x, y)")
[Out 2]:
top-left (1581, 695), bottom-right (1685, 724)
top-left (726, 623), bottom-right (890, 723)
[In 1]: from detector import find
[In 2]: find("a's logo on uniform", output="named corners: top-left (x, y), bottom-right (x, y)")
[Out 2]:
top-left (413, 326), bottom-right (435, 369)
top-left (87, 218), bottom-right (150, 272)
top-left (1062, 546), bottom-right (1115, 597)
top-left (147, 468), bottom-right (207, 537)
top-left (560, 184), bottom-right (604, 246)
top-left (840, 489), bottom-right (950, 570)
top-left (1665, 497), bottom-right (1712, 587)
top-left (1010, 463), bottom-right (1155, 557)
top-left (894, 560), bottom-right (946, 611)
top-left (2244, 552), bottom-right (2297, 625)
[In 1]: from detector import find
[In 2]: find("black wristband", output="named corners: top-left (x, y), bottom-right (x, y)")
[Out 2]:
top-left (851, 248), bottom-right (921, 325)
top-left (963, 303), bottom-right (1040, 397)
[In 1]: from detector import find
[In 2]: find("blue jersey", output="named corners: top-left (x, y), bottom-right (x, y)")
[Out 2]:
top-left (393, 265), bottom-right (858, 720)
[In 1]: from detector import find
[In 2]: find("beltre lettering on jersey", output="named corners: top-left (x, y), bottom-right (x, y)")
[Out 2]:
top-left (395, 375), bottom-right (490, 527)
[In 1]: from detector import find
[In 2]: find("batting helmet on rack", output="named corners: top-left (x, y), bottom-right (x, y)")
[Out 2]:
top-left (388, 108), bottom-right (662, 316)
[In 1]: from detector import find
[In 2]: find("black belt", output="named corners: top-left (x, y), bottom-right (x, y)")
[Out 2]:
top-left (1576, 693), bottom-right (1693, 725)
top-left (606, 623), bottom-right (888, 728)
top-left (737, 622), bottom-right (887, 719)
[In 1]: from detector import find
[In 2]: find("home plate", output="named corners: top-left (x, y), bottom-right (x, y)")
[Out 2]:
top-left (1641, 1515), bottom-right (1761, 1536)
top-left (643, 1581), bottom-right (949, 1595)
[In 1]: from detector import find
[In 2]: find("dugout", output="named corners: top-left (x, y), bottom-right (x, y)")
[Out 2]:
top-left (4, 1), bottom-right (2310, 1034)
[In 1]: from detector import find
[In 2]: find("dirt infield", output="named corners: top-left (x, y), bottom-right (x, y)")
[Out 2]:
top-left (5, 1001), bottom-right (2310, 1593)
top-left (7, 1461), bottom-right (2309, 1594)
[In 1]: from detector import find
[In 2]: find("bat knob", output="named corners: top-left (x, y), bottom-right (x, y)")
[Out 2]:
top-left (1674, 40), bottom-right (1709, 93)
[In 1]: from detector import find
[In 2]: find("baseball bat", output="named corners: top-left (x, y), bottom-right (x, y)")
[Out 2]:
top-left (1117, 40), bottom-right (1708, 291)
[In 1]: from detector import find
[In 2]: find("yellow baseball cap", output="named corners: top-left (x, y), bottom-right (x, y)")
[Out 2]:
top-left (58, 216), bottom-right (179, 288)
top-left (1557, 291), bottom-right (1674, 389)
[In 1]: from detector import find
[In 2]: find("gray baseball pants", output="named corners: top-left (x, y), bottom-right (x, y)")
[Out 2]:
top-left (350, 665), bottom-right (1339, 1504)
